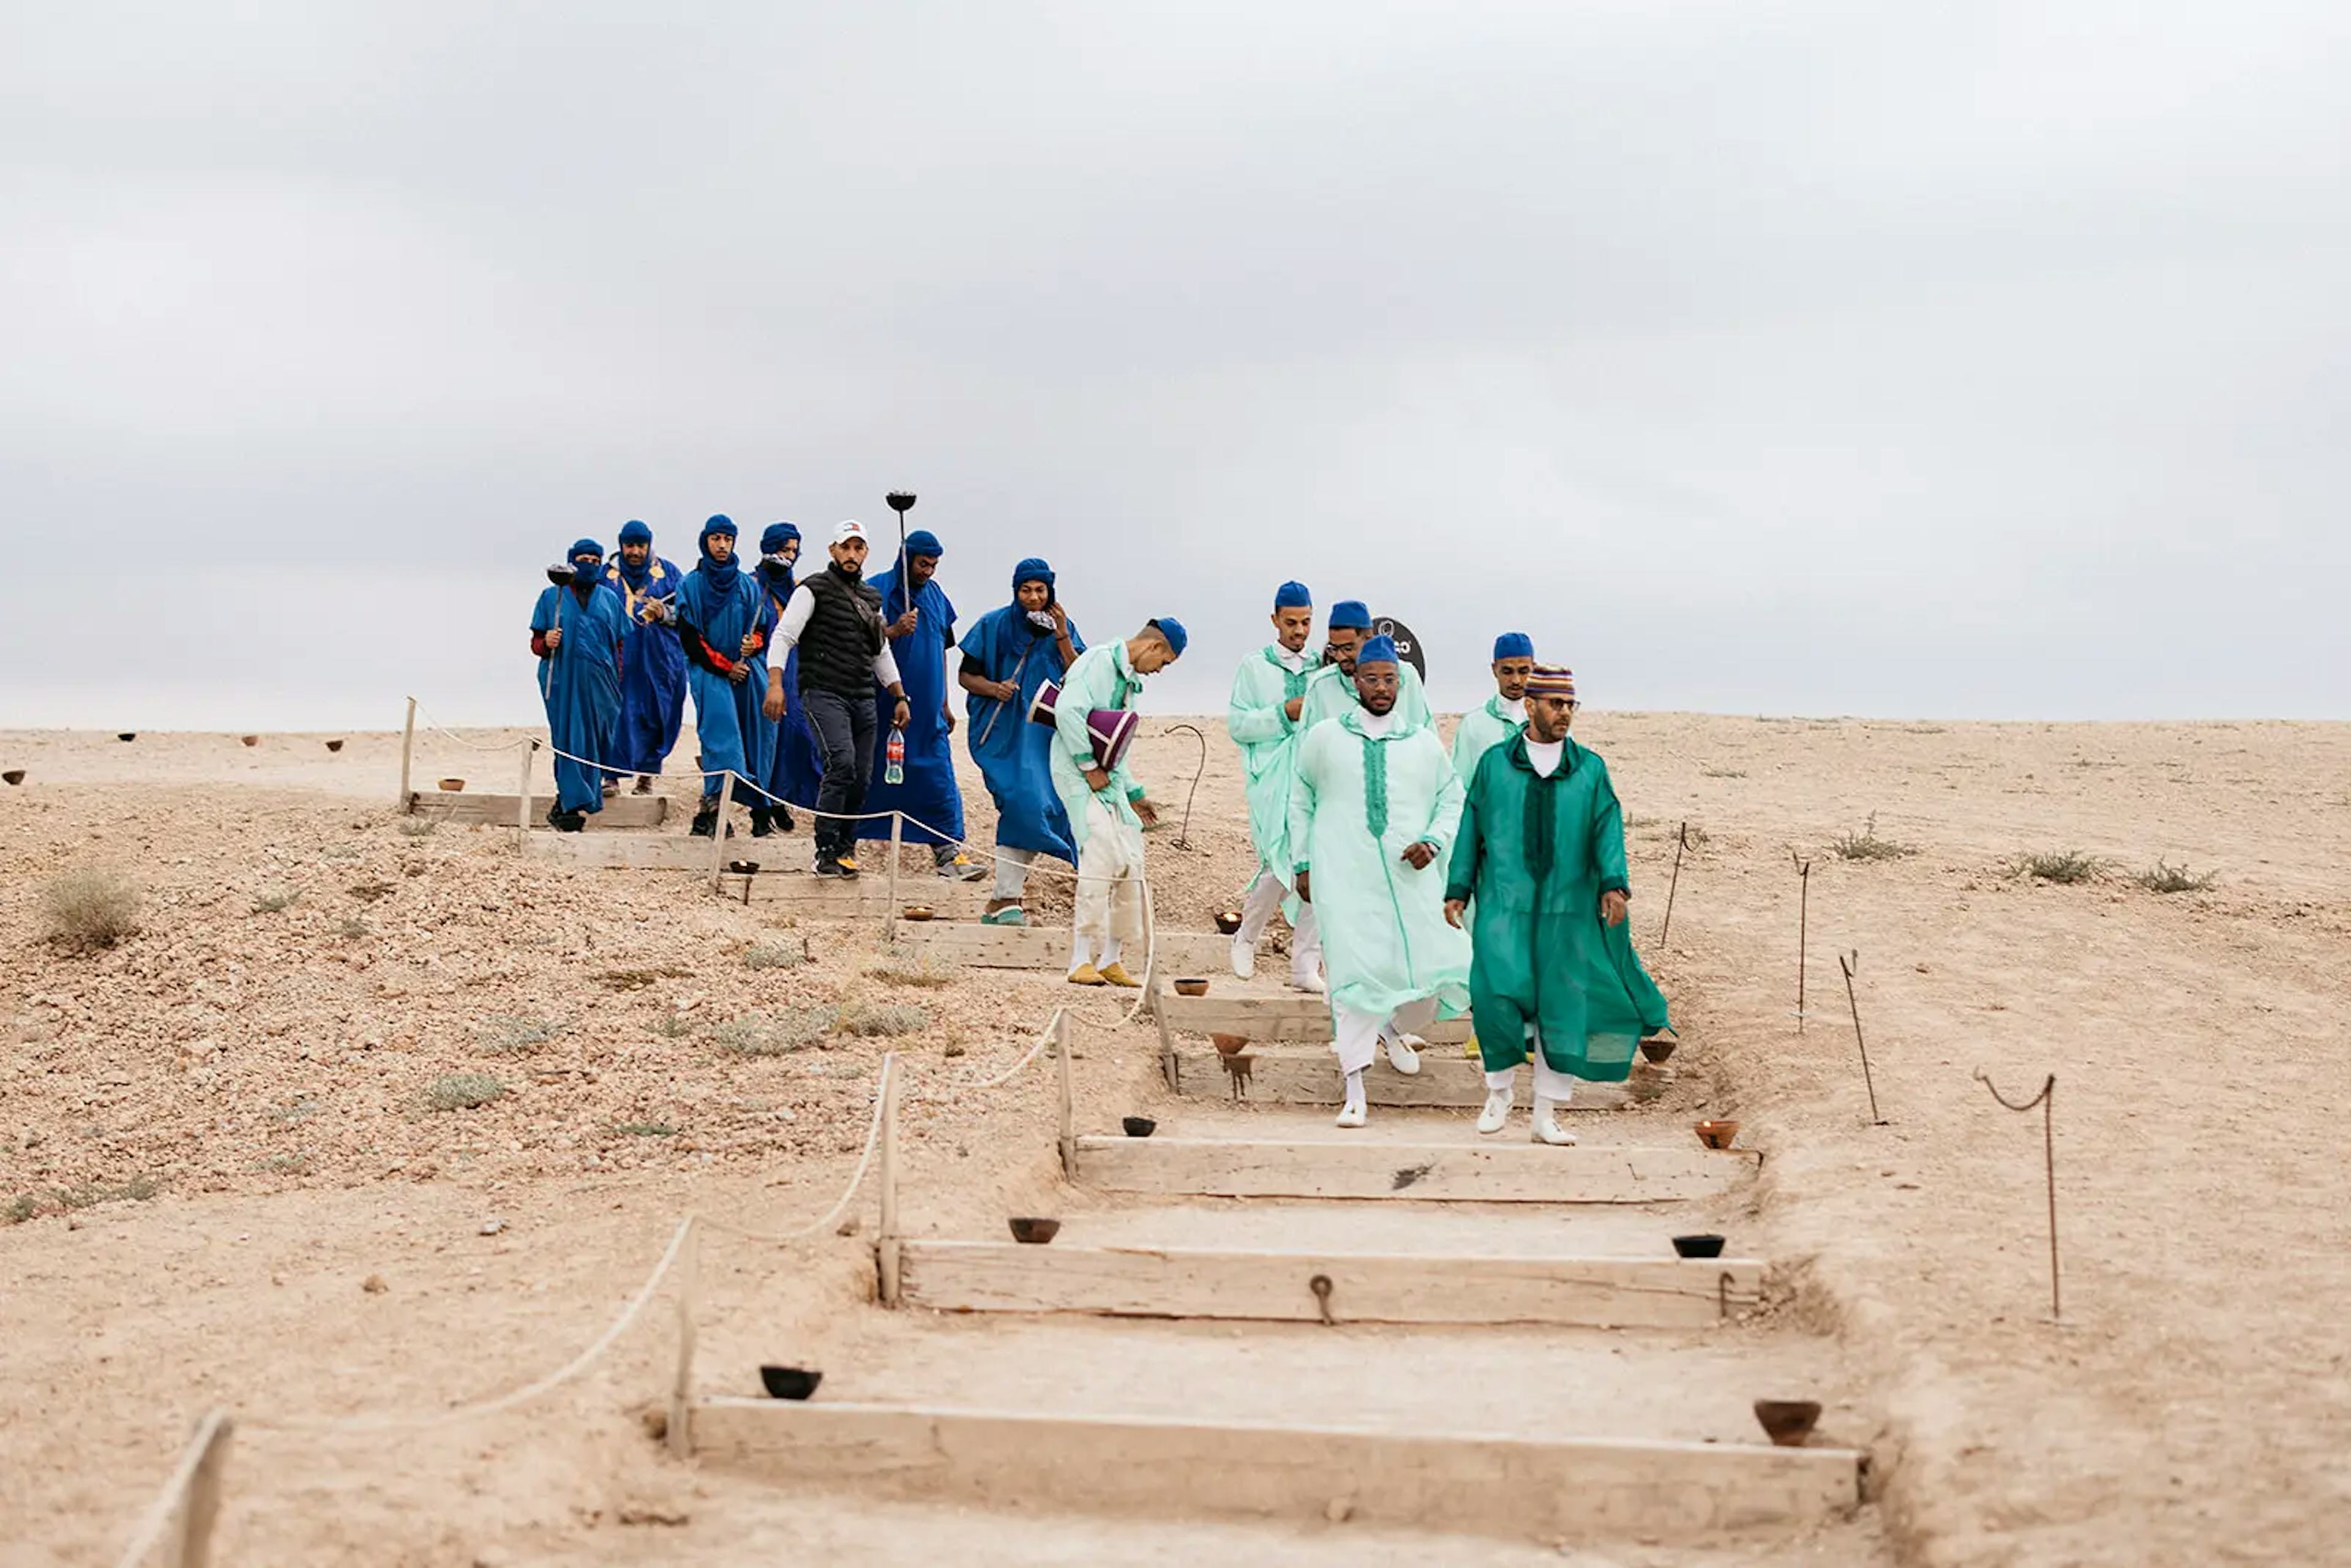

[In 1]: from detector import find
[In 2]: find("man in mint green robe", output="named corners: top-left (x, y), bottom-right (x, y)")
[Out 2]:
top-left (1050, 618), bottom-right (1185, 987)
top-left (1226, 580), bottom-right (1324, 989)
top-left (1291, 638), bottom-right (1471, 1128)
top-left (1300, 600), bottom-right (1433, 733)
top-left (1445, 664), bottom-right (1671, 1146)
top-left (1450, 631), bottom-right (1534, 781)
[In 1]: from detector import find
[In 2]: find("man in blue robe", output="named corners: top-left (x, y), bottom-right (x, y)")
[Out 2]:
top-left (957, 557), bottom-right (1086, 925)
top-left (601, 520), bottom-right (688, 796)
top-left (673, 516), bottom-right (774, 839)
top-left (528, 538), bottom-right (628, 831)
top-left (752, 522), bottom-right (823, 837)
top-left (856, 529), bottom-right (986, 880)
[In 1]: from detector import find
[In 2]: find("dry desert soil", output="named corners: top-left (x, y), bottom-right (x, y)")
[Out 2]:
top-left (3, 713), bottom-right (2347, 1566)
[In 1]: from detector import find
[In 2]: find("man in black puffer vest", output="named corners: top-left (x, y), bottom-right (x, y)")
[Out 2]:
top-left (763, 520), bottom-right (912, 875)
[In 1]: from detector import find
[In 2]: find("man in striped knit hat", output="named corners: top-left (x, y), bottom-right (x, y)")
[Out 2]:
top-left (1445, 664), bottom-right (1671, 1146)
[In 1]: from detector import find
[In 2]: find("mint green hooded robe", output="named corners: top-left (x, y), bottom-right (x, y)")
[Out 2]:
top-left (1228, 645), bottom-right (1322, 890)
top-left (1049, 639), bottom-right (1147, 855)
top-left (1449, 694), bottom-right (1524, 782)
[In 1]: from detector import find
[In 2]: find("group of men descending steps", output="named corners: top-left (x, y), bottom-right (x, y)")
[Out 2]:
top-left (1226, 585), bottom-right (1672, 1141)
top-left (534, 529), bottom-right (1667, 1139)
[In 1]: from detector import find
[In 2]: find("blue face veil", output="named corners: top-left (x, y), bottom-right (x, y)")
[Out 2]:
top-left (697, 515), bottom-right (741, 590)
top-left (569, 538), bottom-right (606, 600)
top-left (758, 522), bottom-right (802, 593)
top-left (615, 520), bottom-right (655, 591)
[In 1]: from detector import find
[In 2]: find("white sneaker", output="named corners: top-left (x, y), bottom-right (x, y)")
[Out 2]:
top-left (1384, 1033), bottom-right (1423, 1076)
top-left (1531, 1098), bottom-right (1577, 1146)
top-left (1476, 1088), bottom-right (1513, 1135)
top-left (1230, 937), bottom-right (1256, 981)
top-left (1290, 969), bottom-right (1327, 996)
top-left (1334, 1100), bottom-right (1368, 1129)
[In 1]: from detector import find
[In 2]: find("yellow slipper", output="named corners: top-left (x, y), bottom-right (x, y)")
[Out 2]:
top-left (1067, 964), bottom-right (1106, 987)
top-left (1097, 962), bottom-right (1141, 989)
top-left (1463, 1033), bottom-right (1481, 1060)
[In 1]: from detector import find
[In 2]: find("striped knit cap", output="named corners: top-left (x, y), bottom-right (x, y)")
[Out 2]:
top-left (1525, 664), bottom-right (1577, 701)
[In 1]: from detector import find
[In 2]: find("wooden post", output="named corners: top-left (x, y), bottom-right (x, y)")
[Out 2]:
top-left (1153, 980), bottom-right (1179, 1089)
top-left (1056, 1010), bottom-right (1078, 1179)
top-left (707, 771), bottom-right (734, 892)
top-left (885, 813), bottom-right (904, 944)
top-left (173, 1411), bottom-right (234, 1568)
top-left (877, 1054), bottom-right (903, 1307)
top-left (397, 696), bottom-right (418, 811)
top-left (515, 741), bottom-right (536, 846)
top-left (667, 1219), bottom-right (700, 1458)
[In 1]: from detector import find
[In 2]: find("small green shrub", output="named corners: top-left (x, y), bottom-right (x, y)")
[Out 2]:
top-left (602, 966), bottom-right (690, 992)
top-left (1832, 813), bottom-right (1915, 862)
top-left (838, 1002), bottom-right (931, 1038)
top-left (2137, 860), bottom-right (2216, 895)
top-left (5, 1194), bottom-right (41, 1226)
top-left (427, 1073), bottom-right (506, 1111)
top-left (866, 961), bottom-right (955, 990)
top-left (337, 917), bottom-right (369, 939)
top-left (397, 817), bottom-right (439, 838)
top-left (611, 1121), bottom-right (678, 1138)
top-left (40, 868), bottom-right (142, 950)
top-left (2014, 850), bottom-right (2105, 885)
top-left (715, 1007), bottom-right (838, 1057)
top-left (650, 1012), bottom-right (697, 1040)
top-left (744, 943), bottom-right (806, 971)
top-left (475, 1016), bottom-right (558, 1056)
top-left (56, 1176), bottom-right (159, 1210)
top-left (250, 888), bottom-right (299, 914)
top-left (1701, 767), bottom-right (1747, 779)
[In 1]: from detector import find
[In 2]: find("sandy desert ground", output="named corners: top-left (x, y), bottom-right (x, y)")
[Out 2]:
top-left (4, 711), bottom-right (2348, 1566)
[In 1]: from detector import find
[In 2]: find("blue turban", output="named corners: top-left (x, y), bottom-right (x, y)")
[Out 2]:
top-left (1493, 631), bottom-right (1534, 661)
top-left (617, 520), bottom-right (652, 549)
top-left (700, 514), bottom-right (737, 553)
top-left (1329, 600), bottom-right (1372, 631)
top-left (1355, 634), bottom-right (1399, 668)
top-left (1150, 617), bottom-right (1188, 658)
top-left (1273, 580), bottom-right (1312, 610)
top-left (759, 521), bottom-right (801, 555)
top-left (904, 528), bottom-right (943, 558)
top-left (1013, 557), bottom-right (1055, 590)
top-left (568, 537), bottom-right (604, 563)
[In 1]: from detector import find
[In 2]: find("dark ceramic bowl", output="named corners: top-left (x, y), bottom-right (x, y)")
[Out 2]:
top-left (1008, 1217), bottom-right (1062, 1245)
top-left (1672, 1234), bottom-right (1727, 1259)
top-left (1753, 1399), bottom-right (1821, 1447)
top-left (1122, 1116), bottom-right (1157, 1138)
top-left (760, 1365), bottom-right (822, 1400)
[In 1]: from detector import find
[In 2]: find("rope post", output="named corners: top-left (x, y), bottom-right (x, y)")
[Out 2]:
top-left (707, 771), bottom-right (733, 892)
top-left (1056, 1010), bottom-right (1078, 1179)
top-left (1791, 850), bottom-right (1813, 1030)
top-left (877, 1053), bottom-right (903, 1307)
top-left (1973, 1069), bottom-right (2061, 1322)
top-left (1659, 821), bottom-right (1688, 947)
top-left (667, 1219), bottom-right (700, 1458)
top-left (1839, 950), bottom-right (1887, 1125)
top-left (885, 813), bottom-right (904, 945)
top-left (515, 741), bottom-right (537, 846)
top-left (397, 696), bottom-right (418, 811)
top-left (1154, 977), bottom-right (1179, 1089)
top-left (172, 1411), bottom-right (234, 1568)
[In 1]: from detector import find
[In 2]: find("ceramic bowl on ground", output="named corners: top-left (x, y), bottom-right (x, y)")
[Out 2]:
top-left (1695, 1119), bottom-right (1741, 1150)
top-left (1639, 1037), bottom-right (1678, 1065)
top-left (1211, 1032), bottom-right (1250, 1056)
top-left (1172, 977), bottom-right (1209, 997)
top-left (1122, 1116), bottom-right (1157, 1138)
top-left (1752, 1399), bottom-right (1821, 1447)
top-left (1672, 1234), bottom-right (1727, 1259)
top-left (438, 778), bottom-right (465, 792)
top-left (901, 906), bottom-right (936, 921)
top-left (727, 860), bottom-right (761, 876)
top-left (759, 1365), bottom-right (823, 1401)
top-left (1, 770), bottom-right (23, 787)
top-left (240, 735), bottom-right (260, 748)
top-left (1214, 910), bottom-right (1244, 936)
top-left (117, 732), bottom-right (137, 742)
top-left (1008, 1217), bottom-right (1061, 1245)
top-left (325, 738), bottom-right (345, 752)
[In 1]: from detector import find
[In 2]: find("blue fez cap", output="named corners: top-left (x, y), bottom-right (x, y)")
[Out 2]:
top-left (618, 520), bottom-right (651, 547)
top-left (1329, 600), bottom-right (1372, 631)
top-left (1355, 634), bottom-right (1400, 668)
top-left (1150, 617), bottom-right (1188, 658)
top-left (1493, 631), bottom-right (1534, 661)
top-left (904, 528), bottom-right (943, 558)
top-left (1273, 580), bottom-right (1312, 610)
top-left (568, 537), bottom-right (604, 561)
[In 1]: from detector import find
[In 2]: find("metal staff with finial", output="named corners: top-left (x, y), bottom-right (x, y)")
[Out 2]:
top-left (885, 491), bottom-right (917, 618)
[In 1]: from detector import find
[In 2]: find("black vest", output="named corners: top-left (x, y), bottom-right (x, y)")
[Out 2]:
top-left (799, 566), bottom-right (885, 697)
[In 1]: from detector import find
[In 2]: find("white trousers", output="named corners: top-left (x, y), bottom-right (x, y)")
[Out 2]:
top-left (1486, 1025), bottom-right (1579, 1104)
top-left (1333, 996), bottom-right (1439, 1076)
top-left (1073, 800), bottom-right (1146, 951)
top-left (992, 846), bottom-right (1036, 902)
top-left (1237, 868), bottom-right (1321, 978)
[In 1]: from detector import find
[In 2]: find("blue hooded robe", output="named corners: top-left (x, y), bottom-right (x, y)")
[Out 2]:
top-left (857, 538), bottom-right (964, 847)
top-left (755, 523), bottom-right (823, 813)
top-left (601, 520), bottom-right (688, 779)
top-left (672, 517), bottom-right (773, 806)
top-left (529, 542), bottom-right (629, 816)
top-left (956, 558), bottom-right (1085, 861)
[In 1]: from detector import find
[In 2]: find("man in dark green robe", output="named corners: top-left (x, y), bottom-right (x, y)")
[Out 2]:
top-left (1444, 664), bottom-right (1670, 1145)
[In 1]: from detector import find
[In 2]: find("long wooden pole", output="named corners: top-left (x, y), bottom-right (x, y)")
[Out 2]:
top-left (885, 813), bottom-right (904, 945)
top-left (172, 1411), bottom-right (234, 1568)
top-left (667, 1218), bottom-right (700, 1458)
top-left (1056, 1010), bottom-right (1077, 1179)
top-left (707, 771), bottom-right (733, 892)
top-left (515, 741), bottom-right (535, 846)
top-left (397, 696), bottom-right (417, 811)
top-left (877, 1053), bottom-right (903, 1307)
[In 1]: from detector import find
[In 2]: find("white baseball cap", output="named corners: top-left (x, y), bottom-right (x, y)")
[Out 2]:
top-left (833, 519), bottom-right (869, 546)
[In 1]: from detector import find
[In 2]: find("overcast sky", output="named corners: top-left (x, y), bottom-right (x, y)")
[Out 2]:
top-left (4, 1), bottom-right (2345, 729)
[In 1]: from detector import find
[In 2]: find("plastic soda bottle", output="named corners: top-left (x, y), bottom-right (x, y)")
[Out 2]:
top-left (885, 727), bottom-right (906, 786)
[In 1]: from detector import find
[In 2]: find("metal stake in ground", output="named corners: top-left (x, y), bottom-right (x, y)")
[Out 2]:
top-left (1659, 820), bottom-right (1689, 947)
top-left (1973, 1068), bottom-right (2061, 1322)
top-left (1790, 850), bottom-right (1813, 1030)
top-left (1839, 950), bottom-right (1886, 1125)
top-left (1161, 722), bottom-right (1209, 849)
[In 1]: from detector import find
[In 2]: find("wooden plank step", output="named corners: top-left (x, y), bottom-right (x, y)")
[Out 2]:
top-left (1155, 985), bottom-right (1474, 1044)
top-left (689, 1400), bottom-right (1861, 1540)
top-left (407, 790), bottom-right (670, 827)
top-left (1074, 1135), bottom-right (1752, 1202)
top-left (898, 1239), bottom-right (1763, 1328)
top-left (1169, 1042), bottom-right (1630, 1111)
top-left (722, 871), bottom-right (991, 917)
top-left (522, 833), bottom-right (713, 870)
top-left (893, 921), bottom-right (1234, 975)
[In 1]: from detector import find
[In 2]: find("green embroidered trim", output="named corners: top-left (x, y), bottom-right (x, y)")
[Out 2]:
top-left (1362, 734), bottom-right (1390, 841)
